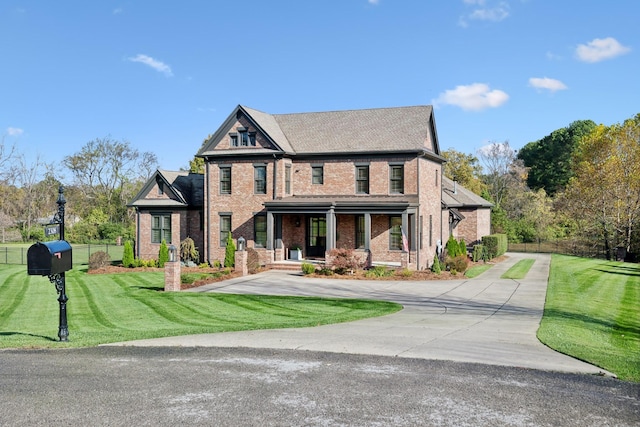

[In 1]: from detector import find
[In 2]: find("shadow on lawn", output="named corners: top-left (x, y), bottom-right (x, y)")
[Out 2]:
top-left (593, 264), bottom-right (640, 278)
top-left (543, 309), bottom-right (640, 337)
top-left (0, 331), bottom-right (58, 342)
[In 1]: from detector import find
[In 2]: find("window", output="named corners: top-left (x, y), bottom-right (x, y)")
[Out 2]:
top-left (312, 166), bottom-right (323, 185)
top-left (220, 214), bottom-right (231, 247)
top-left (240, 130), bottom-right (256, 146)
top-left (389, 216), bottom-right (402, 250)
top-left (355, 215), bottom-right (365, 249)
top-left (230, 130), bottom-right (256, 147)
top-left (390, 165), bottom-right (404, 194)
top-left (285, 165), bottom-right (291, 195)
top-left (151, 214), bottom-right (171, 244)
top-left (254, 165), bottom-right (267, 194)
top-left (220, 166), bottom-right (231, 195)
top-left (254, 215), bottom-right (267, 248)
top-left (356, 165), bottom-right (369, 194)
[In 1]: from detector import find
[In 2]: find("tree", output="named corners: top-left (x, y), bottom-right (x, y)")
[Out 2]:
top-left (0, 134), bottom-right (17, 183)
top-left (442, 148), bottom-right (486, 195)
top-left (562, 115), bottom-right (640, 259)
top-left (477, 141), bottom-right (519, 209)
top-left (518, 120), bottom-right (596, 196)
top-left (122, 241), bottom-right (135, 267)
top-left (158, 240), bottom-right (169, 267)
top-left (224, 232), bottom-right (236, 268)
top-left (62, 136), bottom-right (158, 223)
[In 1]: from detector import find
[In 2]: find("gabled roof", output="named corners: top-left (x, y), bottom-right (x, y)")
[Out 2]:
top-left (128, 169), bottom-right (204, 209)
top-left (441, 176), bottom-right (493, 209)
top-left (198, 104), bottom-right (441, 157)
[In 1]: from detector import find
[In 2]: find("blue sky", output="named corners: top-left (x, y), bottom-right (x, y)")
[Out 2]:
top-left (1, 0), bottom-right (638, 177)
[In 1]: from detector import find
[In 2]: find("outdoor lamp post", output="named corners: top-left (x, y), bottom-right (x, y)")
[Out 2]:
top-left (168, 244), bottom-right (178, 262)
top-left (237, 236), bottom-right (245, 252)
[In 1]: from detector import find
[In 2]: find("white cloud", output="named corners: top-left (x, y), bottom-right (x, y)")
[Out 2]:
top-left (128, 54), bottom-right (173, 76)
top-left (6, 127), bottom-right (24, 136)
top-left (459, 0), bottom-right (509, 27)
top-left (575, 37), bottom-right (631, 63)
top-left (528, 77), bottom-right (567, 92)
top-left (368, 0), bottom-right (380, 4)
top-left (432, 83), bottom-right (509, 111)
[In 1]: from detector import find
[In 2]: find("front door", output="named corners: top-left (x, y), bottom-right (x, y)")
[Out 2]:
top-left (306, 216), bottom-right (326, 258)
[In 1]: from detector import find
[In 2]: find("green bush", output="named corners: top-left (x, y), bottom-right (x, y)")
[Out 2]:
top-left (317, 267), bottom-right (334, 276)
top-left (158, 240), bottom-right (169, 268)
top-left (472, 244), bottom-right (487, 262)
top-left (458, 238), bottom-right (467, 256)
top-left (446, 255), bottom-right (469, 273)
top-left (431, 253), bottom-right (441, 274)
top-left (482, 234), bottom-right (508, 259)
top-left (301, 262), bottom-right (316, 275)
top-left (224, 233), bottom-right (235, 268)
top-left (213, 260), bottom-right (222, 269)
top-left (122, 241), bottom-right (134, 268)
top-left (365, 266), bottom-right (393, 278)
top-left (88, 251), bottom-right (111, 270)
top-left (446, 235), bottom-right (460, 257)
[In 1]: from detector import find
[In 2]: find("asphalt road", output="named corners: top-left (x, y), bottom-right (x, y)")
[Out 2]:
top-left (1, 347), bottom-right (638, 427)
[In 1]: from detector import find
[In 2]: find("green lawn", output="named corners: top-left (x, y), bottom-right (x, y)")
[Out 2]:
top-left (465, 264), bottom-right (492, 278)
top-left (539, 255), bottom-right (640, 382)
top-left (0, 264), bottom-right (401, 349)
top-left (501, 258), bottom-right (535, 279)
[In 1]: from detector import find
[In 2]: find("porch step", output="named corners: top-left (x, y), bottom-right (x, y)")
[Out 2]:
top-left (266, 262), bottom-right (303, 271)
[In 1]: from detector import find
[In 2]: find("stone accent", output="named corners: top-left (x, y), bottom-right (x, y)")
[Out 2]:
top-left (235, 250), bottom-right (248, 276)
top-left (164, 261), bottom-right (181, 292)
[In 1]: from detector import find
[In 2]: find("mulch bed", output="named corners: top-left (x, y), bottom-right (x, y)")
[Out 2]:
top-left (87, 255), bottom-right (508, 289)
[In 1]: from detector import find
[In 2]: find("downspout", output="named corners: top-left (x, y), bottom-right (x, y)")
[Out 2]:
top-left (272, 154), bottom-right (278, 199)
top-left (136, 208), bottom-right (141, 259)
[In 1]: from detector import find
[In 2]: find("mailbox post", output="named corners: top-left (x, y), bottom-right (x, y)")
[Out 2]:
top-left (26, 186), bottom-right (72, 342)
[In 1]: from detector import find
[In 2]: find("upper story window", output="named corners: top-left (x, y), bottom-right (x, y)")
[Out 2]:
top-left (254, 165), bottom-right (267, 194)
top-left (285, 165), bottom-right (291, 195)
top-left (356, 165), bottom-right (369, 194)
top-left (312, 165), bottom-right (324, 185)
top-left (230, 128), bottom-right (256, 147)
top-left (390, 164), bottom-right (404, 194)
top-left (152, 214), bottom-right (171, 244)
top-left (219, 166), bottom-right (232, 195)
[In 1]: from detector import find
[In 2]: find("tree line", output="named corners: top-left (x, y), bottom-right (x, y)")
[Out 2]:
top-left (444, 113), bottom-right (640, 260)
top-left (0, 136), bottom-right (157, 243)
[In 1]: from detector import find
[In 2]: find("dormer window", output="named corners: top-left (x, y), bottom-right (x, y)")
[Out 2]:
top-left (230, 128), bottom-right (256, 147)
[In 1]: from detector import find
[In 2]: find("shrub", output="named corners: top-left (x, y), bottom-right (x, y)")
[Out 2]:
top-left (88, 251), bottom-right (111, 270)
top-left (458, 238), bottom-right (467, 256)
top-left (446, 255), bottom-right (469, 273)
top-left (301, 262), bottom-right (316, 275)
top-left (472, 244), bottom-right (487, 262)
top-left (213, 260), bottom-right (222, 269)
top-left (158, 240), bottom-right (169, 268)
top-left (365, 266), bottom-right (392, 278)
top-left (431, 253), bottom-right (441, 274)
top-left (224, 233), bottom-right (235, 268)
top-left (328, 248), bottom-right (362, 274)
top-left (317, 267), bottom-right (334, 276)
top-left (198, 262), bottom-right (210, 269)
top-left (399, 268), bottom-right (413, 278)
top-left (180, 237), bottom-right (200, 263)
top-left (446, 235), bottom-right (460, 257)
top-left (482, 234), bottom-right (508, 259)
top-left (122, 241), bottom-right (134, 268)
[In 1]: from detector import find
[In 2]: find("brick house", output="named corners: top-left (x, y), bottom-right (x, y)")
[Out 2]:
top-left (129, 105), bottom-right (491, 270)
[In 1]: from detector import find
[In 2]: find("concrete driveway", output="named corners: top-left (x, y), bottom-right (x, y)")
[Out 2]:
top-left (112, 253), bottom-right (611, 376)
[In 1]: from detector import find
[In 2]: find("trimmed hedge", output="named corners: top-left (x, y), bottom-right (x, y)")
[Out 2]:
top-left (481, 234), bottom-right (508, 259)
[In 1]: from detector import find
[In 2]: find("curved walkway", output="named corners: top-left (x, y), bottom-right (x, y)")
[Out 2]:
top-left (110, 253), bottom-right (611, 376)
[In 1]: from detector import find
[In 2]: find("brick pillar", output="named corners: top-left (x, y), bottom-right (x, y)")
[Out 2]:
top-left (235, 250), bottom-right (248, 276)
top-left (164, 261), bottom-right (181, 291)
top-left (401, 251), bottom-right (409, 269)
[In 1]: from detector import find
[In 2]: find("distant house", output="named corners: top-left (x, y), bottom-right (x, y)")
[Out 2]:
top-left (129, 105), bottom-right (491, 270)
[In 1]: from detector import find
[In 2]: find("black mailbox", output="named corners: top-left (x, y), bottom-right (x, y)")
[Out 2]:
top-left (27, 240), bottom-right (73, 276)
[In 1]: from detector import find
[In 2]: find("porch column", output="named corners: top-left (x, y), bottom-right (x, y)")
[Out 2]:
top-left (326, 208), bottom-right (336, 251)
top-left (364, 213), bottom-right (371, 250)
top-left (266, 211), bottom-right (274, 250)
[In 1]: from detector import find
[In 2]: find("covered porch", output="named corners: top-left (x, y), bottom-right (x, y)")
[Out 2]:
top-left (262, 196), bottom-right (420, 269)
